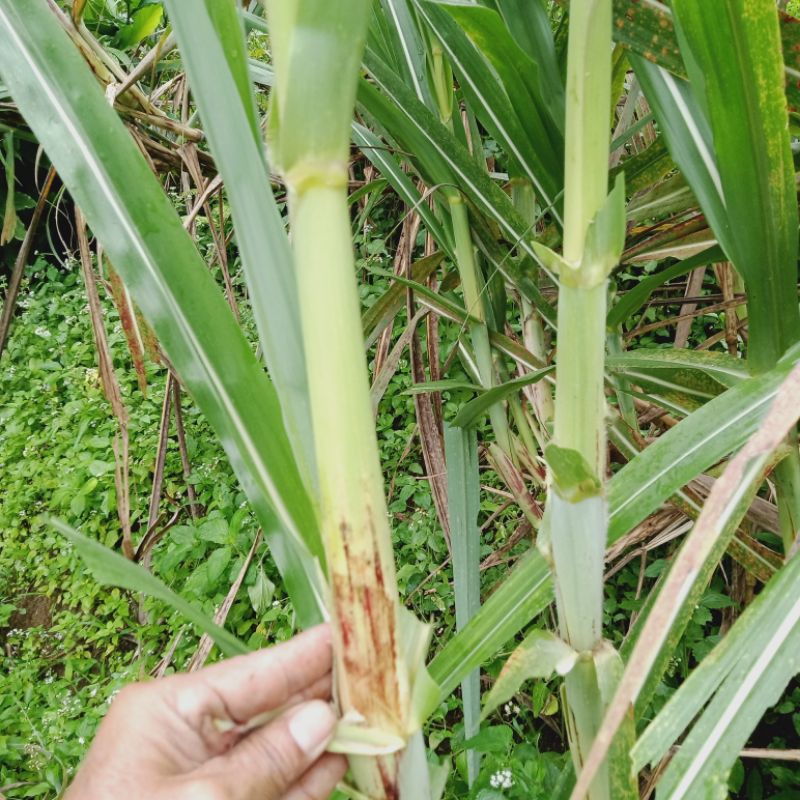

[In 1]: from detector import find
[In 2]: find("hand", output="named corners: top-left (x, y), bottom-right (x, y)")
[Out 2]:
top-left (65, 624), bottom-right (347, 800)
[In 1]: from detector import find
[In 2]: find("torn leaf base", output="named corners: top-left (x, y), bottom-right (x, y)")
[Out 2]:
top-left (532, 173), bottom-right (626, 289)
top-left (481, 628), bottom-right (579, 720)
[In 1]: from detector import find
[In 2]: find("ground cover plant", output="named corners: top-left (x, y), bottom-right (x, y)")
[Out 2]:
top-left (1, 0), bottom-right (800, 797)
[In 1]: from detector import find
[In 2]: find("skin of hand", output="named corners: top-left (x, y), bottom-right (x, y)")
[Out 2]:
top-left (64, 624), bottom-right (347, 800)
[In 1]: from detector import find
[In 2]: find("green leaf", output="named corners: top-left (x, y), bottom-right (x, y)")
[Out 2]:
top-left (362, 251), bottom-right (445, 347)
top-left (445, 424), bottom-right (482, 784)
top-left (632, 58), bottom-right (731, 256)
top-left (623, 167), bottom-right (691, 222)
top-left (531, 241), bottom-right (570, 278)
top-left (428, 548), bottom-right (553, 703)
top-left (0, 0), bottom-right (324, 626)
top-left (612, 137), bottom-right (673, 199)
top-left (451, 367), bottom-right (553, 429)
top-left (494, 0), bottom-right (564, 122)
top-left (607, 246), bottom-right (724, 329)
top-left (163, 0), bottom-right (316, 489)
top-left (607, 348), bottom-right (746, 386)
top-left (544, 444), bottom-right (601, 501)
top-left (206, 546), bottom-right (232, 585)
top-left (481, 629), bottom-right (577, 721)
top-left (645, 554), bottom-right (800, 798)
top-left (115, 5), bottom-right (164, 49)
top-left (248, 566), bottom-right (276, 615)
top-left (461, 725), bottom-right (512, 754)
top-left (611, 0), bottom-right (684, 78)
top-left (360, 52), bottom-right (549, 275)
top-left (642, 0), bottom-right (800, 371)
top-left (352, 125), bottom-right (456, 264)
top-left (419, 0), bottom-right (563, 218)
top-left (198, 517), bottom-right (229, 544)
top-left (53, 520), bottom-right (249, 658)
top-left (375, 0), bottom-right (434, 108)
top-left (605, 348), bottom-right (746, 414)
top-left (607, 346), bottom-right (800, 545)
top-left (633, 549), bottom-right (800, 780)
top-left (580, 172), bottom-right (626, 286)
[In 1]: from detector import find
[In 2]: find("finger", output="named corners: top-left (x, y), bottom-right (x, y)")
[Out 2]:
top-left (208, 700), bottom-right (338, 799)
top-left (220, 672), bottom-right (333, 740)
top-left (166, 625), bottom-right (333, 725)
top-left (282, 754), bottom-right (348, 800)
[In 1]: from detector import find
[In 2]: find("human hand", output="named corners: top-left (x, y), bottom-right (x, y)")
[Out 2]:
top-left (65, 624), bottom-right (346, 800)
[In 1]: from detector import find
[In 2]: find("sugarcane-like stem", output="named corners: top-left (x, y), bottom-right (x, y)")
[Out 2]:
top-left (449, 194), bottom-right (513, 454)
top-left (429, 36), bottom-right (512, 456)
top-left (562, 4), bottom-right (612, 267)
top-left (292, 178), bottom-right (409, 795)
top-left (265, 2), bottom-right (435, 794)
top-left (554, 283), bottom-right (607, 477)
top-left (292, 181), bottom-right (405, 702)
top-left (549, 1), bottom-right (615, 797)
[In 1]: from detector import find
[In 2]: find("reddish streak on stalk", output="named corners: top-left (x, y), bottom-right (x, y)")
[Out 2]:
top-left (333, 516), bottom-right (403, 737)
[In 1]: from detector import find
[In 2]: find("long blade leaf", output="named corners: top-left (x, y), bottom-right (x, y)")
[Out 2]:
top-left (0, 0), bottom-right (324, 625)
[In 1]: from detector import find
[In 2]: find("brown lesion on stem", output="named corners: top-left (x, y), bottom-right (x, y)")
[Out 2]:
top-left (329, 514), bottom-right (405, 735)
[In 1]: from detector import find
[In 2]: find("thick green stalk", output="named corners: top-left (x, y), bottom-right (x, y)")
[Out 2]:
top-left (561, 6), bottom-right (613, 266)
top-left (554, 283), bottom-right (607, 476)
top-left (547, 2), bottom-right (623, 798)
top-left (292, 180), bottom-right (410, 794)
top-left (265, 2), bottom-right (429, 795)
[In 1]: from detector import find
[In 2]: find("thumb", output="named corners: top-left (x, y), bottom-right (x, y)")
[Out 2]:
top-left (218, 700), bottom-right (338, 799)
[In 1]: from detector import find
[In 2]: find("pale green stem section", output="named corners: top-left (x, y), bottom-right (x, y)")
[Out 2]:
top-left (521, 296), bottom-right (554, 429)
top-left (292, 183), bottom-right (410, 798)
top-left (565, 659), bottom-right (608, 798)
top-left (562, 2), bottom-right (613, 265)
top-left (554, 283), bottom-right (607, 476)
top-left (550, 2), bottom-right (616, 797)
top-left (449, 194), bottom-right (513, 454)
top-left (267, 2), bottom-right (423, 795)
top-left (428, 35), bottom-right (511, 456)
top-left (509, 395), bottom-right (540, 463)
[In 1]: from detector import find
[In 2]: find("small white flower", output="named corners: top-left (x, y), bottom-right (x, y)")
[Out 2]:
top-left (489, 768), bottom-right (514, 790)
top-left (502, 701), bottom-right (520, 717)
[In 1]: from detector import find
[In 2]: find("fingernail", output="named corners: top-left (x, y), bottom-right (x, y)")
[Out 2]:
top-left (288, 701), bottom-right (336, 759)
